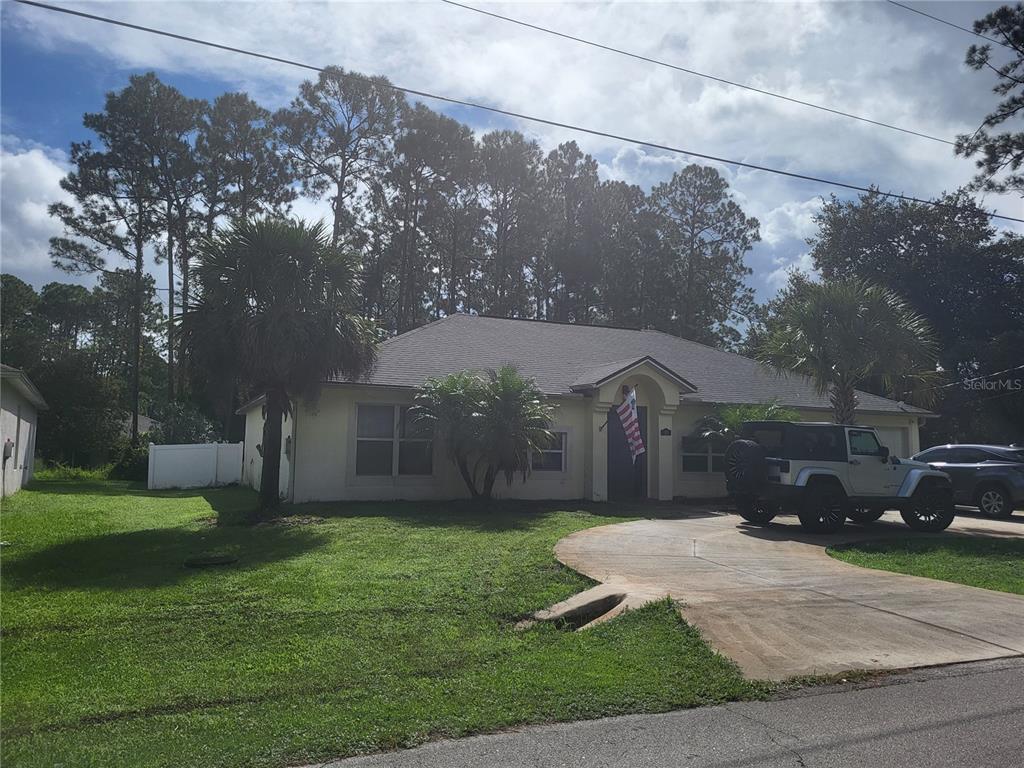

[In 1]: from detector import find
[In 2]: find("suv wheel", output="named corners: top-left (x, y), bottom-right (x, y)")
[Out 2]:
top-left (798, 485), bottom-right (847, 533)
top-left (975, 485), bottom-right (1013, 519)
top-left (901, 484), bottom-right (955, 532)
top-left (736, 497), bottom-right (777, 525)
top-left (724, 440), bottom-right (768, 495)
top-left (848, 507), bottom-right (885, 525)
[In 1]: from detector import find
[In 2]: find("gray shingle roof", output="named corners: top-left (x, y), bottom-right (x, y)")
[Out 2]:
top-left (332, 314), bottom-right (930, 415)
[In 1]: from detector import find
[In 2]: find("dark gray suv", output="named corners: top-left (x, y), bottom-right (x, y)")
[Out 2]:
top-left (911, 444), bottom-right (1024, 518)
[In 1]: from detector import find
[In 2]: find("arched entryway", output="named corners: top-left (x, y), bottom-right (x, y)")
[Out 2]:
top-left (604, 375), bottom-right (666, 501)
top-left (606, 401), bottom-right (648, 500)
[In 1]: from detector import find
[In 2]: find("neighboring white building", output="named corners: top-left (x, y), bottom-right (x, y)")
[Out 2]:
top-left (1, 364), bottom-right (47, 497)
top-left (239, 315), bottom-right (931, 503)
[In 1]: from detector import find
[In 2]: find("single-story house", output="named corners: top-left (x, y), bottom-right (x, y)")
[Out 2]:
top-left (1, 364), bottom-right (47, 497)
top-left (240, 314), bottom-right (931, 503)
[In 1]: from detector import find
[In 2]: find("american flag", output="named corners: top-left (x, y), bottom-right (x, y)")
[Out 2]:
top-left (615, 387), bottom-right (645, 463)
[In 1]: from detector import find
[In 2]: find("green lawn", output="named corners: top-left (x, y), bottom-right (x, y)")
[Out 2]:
top-left (829, 536), bottom-right (1024, 595)
top-left (1, 481), bottom-right (759, 768)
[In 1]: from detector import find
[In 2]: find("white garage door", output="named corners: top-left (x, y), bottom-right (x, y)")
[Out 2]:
top-left (873, 426), bottom-right (909, 458)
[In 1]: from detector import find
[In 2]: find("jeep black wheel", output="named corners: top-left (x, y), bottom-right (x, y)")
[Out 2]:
top-left (975, 485), bottom-right (1013, 519)
top-left (724, 440), bottom-right (768, 496)
top-left (736, 497), bottom-right (777, 525)
top-left (901, 485), bottom-right (954, 532)
top-left (847, 507), bottom-right (885, 525)
top-left (798, 485), bottom-right (847, 533)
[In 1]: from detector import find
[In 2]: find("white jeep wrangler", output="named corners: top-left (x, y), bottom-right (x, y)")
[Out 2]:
top-left (724, 421), bottom-right (955, 534)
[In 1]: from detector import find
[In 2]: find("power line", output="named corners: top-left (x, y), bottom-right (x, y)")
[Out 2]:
top-left (886, 0), bottom-right (1017, 51)
top-left (926, 363), bottom-right (1024, 392)
top-left (442, 0), bottom-right (954, 146)
top-left (14, 0), bottom-right (1024, 225)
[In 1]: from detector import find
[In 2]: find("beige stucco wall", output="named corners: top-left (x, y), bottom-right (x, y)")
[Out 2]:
top-left (283, 386), bottom-right (589, 503)
top-left (241, 368), bottom-right (924, 504)
top-left (1, 385), bottom-right (39, 497)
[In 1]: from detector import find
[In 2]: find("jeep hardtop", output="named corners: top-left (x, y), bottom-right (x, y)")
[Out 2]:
top-left (724, 421), bottom-right (954, 533)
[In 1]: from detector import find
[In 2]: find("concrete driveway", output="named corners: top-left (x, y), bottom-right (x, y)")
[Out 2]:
top-left (544, 511), bottom-right (1024, 680)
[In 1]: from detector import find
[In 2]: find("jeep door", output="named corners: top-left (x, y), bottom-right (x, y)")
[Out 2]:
top-left (846, 428), bottom-right (900, 496)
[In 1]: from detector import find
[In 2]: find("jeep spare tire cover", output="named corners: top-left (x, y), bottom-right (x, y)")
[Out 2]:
top-left (725, 439), bottom-right (768, 494)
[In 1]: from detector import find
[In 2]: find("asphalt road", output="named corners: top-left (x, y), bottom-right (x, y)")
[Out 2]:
top-left (312, 657), bottom-right (1024, 768)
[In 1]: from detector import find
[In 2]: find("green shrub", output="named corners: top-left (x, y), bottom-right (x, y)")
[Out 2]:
top-left (149, 402), bottom-right (218, 445)
top-left (34, 463), bottom-right (113, 481)
top-left (109, 442), bottom-right (150, 481)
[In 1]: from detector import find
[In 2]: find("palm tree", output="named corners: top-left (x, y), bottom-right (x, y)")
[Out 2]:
top-left (476, 366), bottom-right (555, 498)
top-left (183, 218), bottom-right (378, 511)
top-left (756, 280), bottom-right (938, 424)
top-left (694, 401), bottom-right (800, 443)
top-left (413, 371), bottom-right (488, 497)
top-left (412, 365), bottom-right (553, 500)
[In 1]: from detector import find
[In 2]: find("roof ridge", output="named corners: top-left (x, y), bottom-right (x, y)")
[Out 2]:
top-left (475, 314), bottom-right (645, 333)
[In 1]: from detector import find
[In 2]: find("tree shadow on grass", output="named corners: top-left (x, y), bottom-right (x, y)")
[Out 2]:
top-left (274, 497), bottom-right (725, 533)
top-left (28, 478), bottom-right (256, 503)
top-left (275, 498), bottom-right (570, 533)
top-left (3, 522), bottom-right (325, 591)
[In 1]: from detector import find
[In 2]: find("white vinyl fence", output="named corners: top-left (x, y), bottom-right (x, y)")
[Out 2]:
top-left (147, 442), bottom-right (243, 490)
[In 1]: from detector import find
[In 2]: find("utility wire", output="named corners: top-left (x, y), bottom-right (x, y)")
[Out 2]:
top-left (926, 363), bottom-right (1024, 392)
top-left (886, 0), bottom-right (1017, 51)
top-left (14, 0), bottom-right (1024, 225)
top-left (442, 0), bottom-right (954, 146)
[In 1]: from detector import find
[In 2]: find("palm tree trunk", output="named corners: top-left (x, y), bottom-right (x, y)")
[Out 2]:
top-left (455, 456), bottom-right (479, 498)
top-left (259, 388), bottom-right (288, 512)
top-left (829, 383), bottom-right (859, 425)
top-left (481, 466), bottom-right (497, 500)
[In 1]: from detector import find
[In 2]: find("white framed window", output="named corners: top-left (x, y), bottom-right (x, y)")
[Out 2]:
top-left (532, 431), bottom-right (567, 472)
top-left (356, 404), bottom-right (433, 477)
top-left (681, 436), bottom-right (725, 473)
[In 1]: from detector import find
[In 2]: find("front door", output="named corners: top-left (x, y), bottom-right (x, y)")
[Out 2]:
top-left (607, 405), bottom-right (648, 501)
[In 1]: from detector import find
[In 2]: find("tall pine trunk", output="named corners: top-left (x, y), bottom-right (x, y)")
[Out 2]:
top-left (176, 211), bottom-right (191, 397)
top-left (165, 200), bottom-right (176, 403)
top-left (130, 238), bottom-right (144, 444)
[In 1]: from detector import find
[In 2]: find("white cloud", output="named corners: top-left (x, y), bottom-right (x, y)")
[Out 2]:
top-left (0, 136), bottom-right (76, 286)
top-left (758, 198), bottom-right (824, 247)
top-left (767, 252), bottom-right (818, 291)
top-left (2, 0), bottom-right (1020, 302)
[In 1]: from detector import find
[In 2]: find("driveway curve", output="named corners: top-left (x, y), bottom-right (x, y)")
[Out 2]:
top-left (547, 512), bottom-right (1024, 680)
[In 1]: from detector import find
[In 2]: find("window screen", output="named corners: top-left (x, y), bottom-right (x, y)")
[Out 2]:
top-left (532, 432), bottom-right (566, 472)
top-left (356, 404), bottom-right (433, 477)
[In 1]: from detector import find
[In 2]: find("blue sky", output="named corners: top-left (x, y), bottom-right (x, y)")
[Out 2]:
top-left (2, 1), bottom-right (1020, 308)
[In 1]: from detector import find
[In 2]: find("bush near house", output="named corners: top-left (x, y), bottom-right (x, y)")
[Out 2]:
top-left (412, 365), bottom-right (555, 499)
top-left (694, 401), bottom-right (801, 442)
